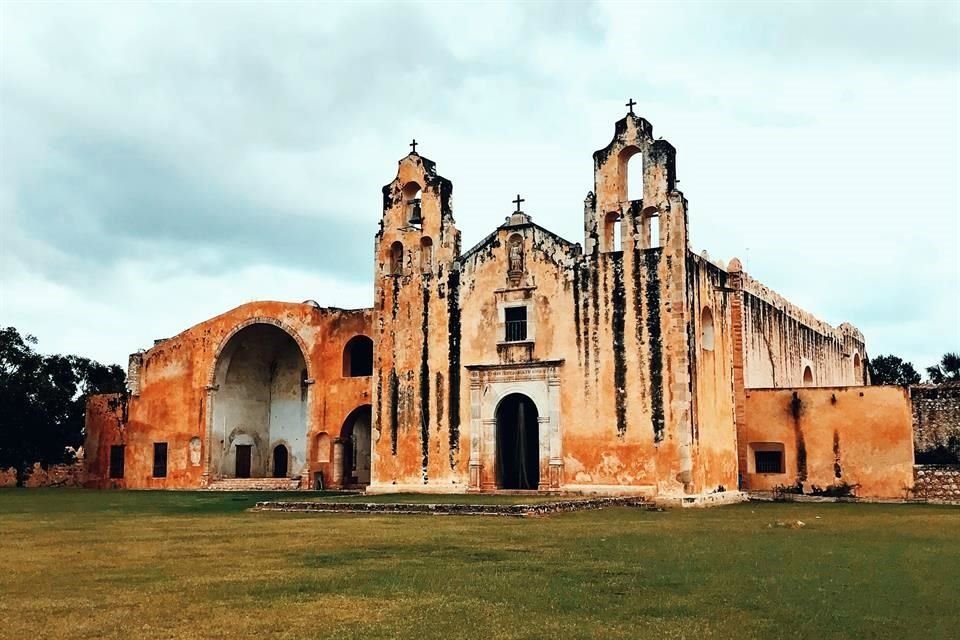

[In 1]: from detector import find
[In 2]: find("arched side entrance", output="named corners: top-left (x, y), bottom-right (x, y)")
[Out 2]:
top-left (272, 444), bottom-right (289, 478)
top-left (338, 405), bottom-right (372, 487)
top-left (209, 323), bottom-right (308, 479)
top-left (495, 394), bottom-right (540, 490)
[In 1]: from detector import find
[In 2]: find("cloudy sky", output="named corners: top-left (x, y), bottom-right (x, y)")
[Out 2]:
top-left (1, 0), bottom-right (957, 373)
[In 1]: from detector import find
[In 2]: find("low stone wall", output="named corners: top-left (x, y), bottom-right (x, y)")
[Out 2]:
top-left (911, 384), bottom-right (960, 464)
top-left (254, 496), bottom-right (649, 517)
top-left (913, 465), bottom-right (960, 503)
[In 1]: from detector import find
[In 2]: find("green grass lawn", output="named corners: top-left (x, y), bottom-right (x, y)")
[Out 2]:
top-left (1, 490), bottom-right (957, 640)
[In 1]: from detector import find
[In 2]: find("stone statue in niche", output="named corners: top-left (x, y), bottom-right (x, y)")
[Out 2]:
top-left (508, 236), bottom-right (524, 273)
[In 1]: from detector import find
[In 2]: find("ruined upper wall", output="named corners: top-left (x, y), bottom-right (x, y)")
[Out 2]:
top-left (731, 262), bottom-right (867, 388)
top-left (86, 300), bottom-right (374, 489)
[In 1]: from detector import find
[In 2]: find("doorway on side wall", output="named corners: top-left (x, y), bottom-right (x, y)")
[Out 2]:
top-left (272, 445), bottom-right (288, 478)
top-left (495, 393), bottom-right (540, 490)
top-left (235, 445), bottom-right (252, 478)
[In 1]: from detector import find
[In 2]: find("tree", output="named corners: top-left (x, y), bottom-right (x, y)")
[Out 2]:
top-left (867, 354), bottom-right (921, 386)
top-left (0, 327), bottom-right (125, 485)
top-left (926, 352), bottom-right (960, 384)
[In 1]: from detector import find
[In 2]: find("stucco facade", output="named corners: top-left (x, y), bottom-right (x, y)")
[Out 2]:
top-left (85, 109), bottom-right (912, 499)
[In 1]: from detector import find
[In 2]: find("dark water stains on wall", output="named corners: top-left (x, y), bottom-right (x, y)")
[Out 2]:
top-left (446, 268), bottom-right (461, 467)
top-left (419, 285), bottom-right (431, 480)
top-left (611, 253), bottom-right (628, 437)
top-left (644, 250), bottom-right (664, 442)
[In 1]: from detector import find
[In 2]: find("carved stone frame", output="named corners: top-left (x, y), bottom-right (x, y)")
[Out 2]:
top-left (466, 360), bottom-right (564, 491)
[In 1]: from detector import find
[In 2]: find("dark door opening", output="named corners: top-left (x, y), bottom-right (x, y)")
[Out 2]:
top-left (495, 394), bottom-right (540, 490)
top-left (272, 445), bottom-right (288, 478)
top-left (235, 445), bottom-right (252, 478)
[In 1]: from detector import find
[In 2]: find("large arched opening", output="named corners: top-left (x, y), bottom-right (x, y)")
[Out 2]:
top-left (339, 405), bottom-right (372, 487)
top-left (209, 323), bottom-right (308, 479)
top-left (495, 393), bottom-right (540, 490)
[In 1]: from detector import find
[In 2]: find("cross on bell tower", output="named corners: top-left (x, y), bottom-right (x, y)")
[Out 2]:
top-left (409, 138), bottom-right (418, 154)
top-left (625, 98), bottom-right (636, 115)
top-left (513, 194), bottom-right (525, 212)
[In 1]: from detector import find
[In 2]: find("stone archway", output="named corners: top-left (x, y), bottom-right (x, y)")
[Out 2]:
top-left (338, 405), bottom-right (372, 487)
top-left (467, 361), bottom-right (563, 491)
top-left (495, 393), bottom-right (539, 490)
top-left (208, 323), bottom-right (308, 479)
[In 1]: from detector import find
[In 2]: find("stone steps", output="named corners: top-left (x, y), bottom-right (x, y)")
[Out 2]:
top-left (206, 477), bottom-right (302, 491)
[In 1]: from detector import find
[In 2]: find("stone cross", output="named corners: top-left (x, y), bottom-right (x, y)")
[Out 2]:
top-left (410, 139), bottom-right (418, 153)
top-left (513, 194), bottom-right (525, 212)
top-left (626, 98), bottom-right (636, 114)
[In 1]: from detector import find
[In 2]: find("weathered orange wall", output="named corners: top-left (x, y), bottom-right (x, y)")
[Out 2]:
top-left (743, 386), bottom-right (914, 498)
top-left (84, 301), bottom-right (372, 489)
top-left (687, 254), bottom-right (739, 493)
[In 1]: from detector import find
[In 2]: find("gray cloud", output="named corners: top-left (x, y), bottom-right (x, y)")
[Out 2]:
top-left (0, 0), bottom-right (956, 370)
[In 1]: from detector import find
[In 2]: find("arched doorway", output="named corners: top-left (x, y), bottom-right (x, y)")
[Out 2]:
top-left (209, 323), bottom-right (309, 478)
top-left (272, 445), bottom-right (288, 478)
top-left (495, 393), bottom-right (540, 490)
top-left (340, 405), bottom-right (372, 487)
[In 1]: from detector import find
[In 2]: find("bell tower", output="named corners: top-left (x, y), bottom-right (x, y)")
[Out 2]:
top-left (585, 101), bottom-right (684, 257)
top-left (372, 142), bottom-right (461, 489)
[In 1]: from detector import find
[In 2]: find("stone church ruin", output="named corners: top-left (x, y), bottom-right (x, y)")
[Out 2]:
top-left (84, 106), bottom-right (920, 500)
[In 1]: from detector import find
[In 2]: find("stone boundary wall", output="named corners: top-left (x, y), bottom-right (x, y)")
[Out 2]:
top-left (912, 465), bottom-right (960, 503)
top-left (911, 384), bottom-right (960, 464)
top-left (254, 496), bottom-right (649, 517)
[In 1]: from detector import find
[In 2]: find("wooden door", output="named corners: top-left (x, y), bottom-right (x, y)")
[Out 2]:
top-left (235, 445), bottom-right (252, 478)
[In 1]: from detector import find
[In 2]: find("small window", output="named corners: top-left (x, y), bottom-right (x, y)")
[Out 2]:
top-left (603, 212), bottom-right (622, 253)
top-left (153, 442), bottom-right (168, 478)
top-left (505, 306), bottom-right (528, 342)
top-left (852, 353), bottom-right (861, 380)
top-left (701, 307), bottom-right (715, 351)
top-left (390, 241), bottom-right (404, 275)
top-left (420, 236), bottom-right (433, 273)
top-left (755, 450), bottom-right (784, 474)
top-left (803, 366), bottom-right (814, 386)
top-left (109, 445), bottom-right (125, 479)
top-left (343, 336), bottom-right (374, 377)
top-left (641, 207), bottom-right (660, 249)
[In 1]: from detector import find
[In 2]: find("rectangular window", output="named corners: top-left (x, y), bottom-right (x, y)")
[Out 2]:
top-left (755, 450), bottom-right (784, 474)
top-left (153, 442), bottom-right (168, 478)
top-left (505, 306), bottom-right (528, 342)
top-left (109, 445), bottom-right (125, 479)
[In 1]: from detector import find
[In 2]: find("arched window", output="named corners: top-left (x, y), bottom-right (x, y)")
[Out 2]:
top-left (803, 366), bottom-right (814, 387)
top-left (641, 207), bottom-right (661, 249)
top-left (390, 241), bottom-right (404, 275)
top-left (343, 335), bottom-right (373, 377)
top-left (701, 307), bottom-right (715, 351)
top-left (403, 182), bottom-right (423, 226)
top-left (603, 212), bottom-right (622, 253)
top-left (852, 353), bottom-right (861, 381)
top-left (618, 146), bottom-right (643, 202)
top-left (420, 236), bottom-right (433, 273)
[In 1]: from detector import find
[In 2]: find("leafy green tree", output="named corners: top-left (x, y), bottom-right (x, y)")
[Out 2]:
top-left (867, 354), bottom-right (921, 386)
top-left (0, 327), bottom-right (125, 485)
top-left (925, 352), bottom-right (960, 384)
